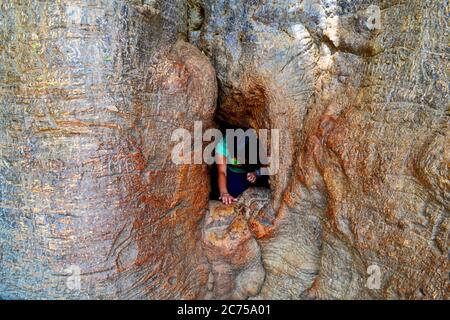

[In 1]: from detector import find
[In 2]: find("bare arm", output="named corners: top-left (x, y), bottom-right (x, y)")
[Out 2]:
top-left (216, 154), bottom-right (237, 204)
top-left (247, 165), bottom-right (268, 183)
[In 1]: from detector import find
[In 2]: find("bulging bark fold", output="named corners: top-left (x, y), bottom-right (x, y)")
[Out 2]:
top-left (0, 0), bottom-right (216, 299)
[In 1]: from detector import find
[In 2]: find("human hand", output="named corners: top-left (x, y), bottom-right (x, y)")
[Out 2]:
top-left (247, 172), bottom-right (257, 184)
top-left (219, 192), bottom-right (237, 205)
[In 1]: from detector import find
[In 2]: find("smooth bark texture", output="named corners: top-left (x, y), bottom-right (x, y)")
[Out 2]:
top-left (0, 0), bottom-right (216, 299)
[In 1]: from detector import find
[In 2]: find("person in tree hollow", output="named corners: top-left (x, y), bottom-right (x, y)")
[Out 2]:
top-left (215, 129), bottom-right (268, 205)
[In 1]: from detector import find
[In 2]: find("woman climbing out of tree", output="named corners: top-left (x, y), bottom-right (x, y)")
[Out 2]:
top-left (215, 127), bottom-right (269, 205)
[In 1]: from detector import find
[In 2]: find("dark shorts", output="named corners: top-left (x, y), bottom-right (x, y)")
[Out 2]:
top-left (226, 169), bottom-right (251, 198)
top-left (226, 168), bottom-right (269, 198)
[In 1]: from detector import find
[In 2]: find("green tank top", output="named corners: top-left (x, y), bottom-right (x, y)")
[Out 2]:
top-left (215, 137), bottom-right (258, 173)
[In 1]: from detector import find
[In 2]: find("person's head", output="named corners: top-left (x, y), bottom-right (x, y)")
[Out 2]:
top-left (225, 127), bottom-right (258, 166)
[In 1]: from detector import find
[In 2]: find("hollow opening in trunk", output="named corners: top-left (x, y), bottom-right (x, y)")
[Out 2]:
top-left (209, 118), bottom-right (271, 201)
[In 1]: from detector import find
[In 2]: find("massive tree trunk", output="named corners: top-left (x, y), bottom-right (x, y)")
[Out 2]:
top-left (0, 0), bottom-right (448, 299)
top-left (193, 0), bottom-right (448, 299)
top-left (0, 0), bottom-right (217, 299)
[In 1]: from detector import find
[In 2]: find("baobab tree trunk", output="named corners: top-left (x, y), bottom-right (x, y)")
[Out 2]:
top-left (0, 0), bottom-right (217, 299)
top-left (0, 0), bottom-right (448, 300)
top-left (194, 0), bottom-right (448, 299)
